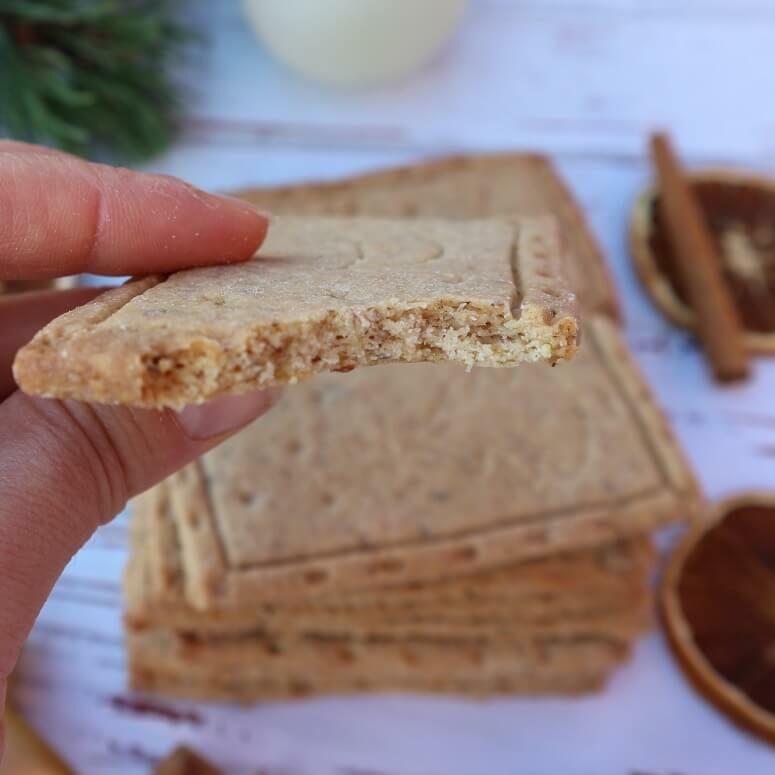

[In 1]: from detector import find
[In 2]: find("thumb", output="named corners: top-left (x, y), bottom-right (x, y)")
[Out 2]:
top-left (0, 389), bottom-right (277, 706)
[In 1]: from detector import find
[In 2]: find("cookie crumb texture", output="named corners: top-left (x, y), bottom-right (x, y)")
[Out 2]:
top-left (14, 217), bottom-right (578, 408)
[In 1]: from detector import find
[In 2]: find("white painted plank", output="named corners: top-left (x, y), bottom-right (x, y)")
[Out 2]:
top-left (487, 0), bottom-right (775, 16)
top-left (14, 637), bottom-right (775, 775)
top-left (176, 0), bottom-right (775, 159)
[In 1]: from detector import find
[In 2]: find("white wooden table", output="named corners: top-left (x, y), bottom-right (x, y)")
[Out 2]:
top-left (13, 1), bottom-right (775, 772)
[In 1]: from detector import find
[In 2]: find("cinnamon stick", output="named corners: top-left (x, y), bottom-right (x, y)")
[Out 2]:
top-left (650, 132), bottom-right (749, 382)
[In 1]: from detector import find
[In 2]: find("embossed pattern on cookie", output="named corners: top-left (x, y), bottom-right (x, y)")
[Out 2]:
top-left (14, 216), bottom-right (579, 408)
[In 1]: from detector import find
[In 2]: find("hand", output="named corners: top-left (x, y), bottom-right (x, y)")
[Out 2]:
top-left (0, 142), bottom-right (275, 758)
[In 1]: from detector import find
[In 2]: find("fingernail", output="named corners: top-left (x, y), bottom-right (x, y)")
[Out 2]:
top-left (224, 195), bottom-right (273, 222)
top-left (176, 389), bottom-right (281, 440)
top-left (207, 192), bottom-right (273, 222)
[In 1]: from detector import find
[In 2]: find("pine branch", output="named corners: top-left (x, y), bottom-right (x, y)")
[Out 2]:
top-left (0, 0), bottom-right (192, 162)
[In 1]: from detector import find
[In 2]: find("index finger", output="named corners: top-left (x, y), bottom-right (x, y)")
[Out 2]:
top-left (0, 143), bottom-right (268, 280)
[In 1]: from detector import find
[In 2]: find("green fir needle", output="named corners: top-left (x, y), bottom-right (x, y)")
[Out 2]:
top-left (0, 0), bottom-right (192, 162)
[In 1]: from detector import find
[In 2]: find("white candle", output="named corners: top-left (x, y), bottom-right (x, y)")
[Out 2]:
top-left (242, 0), bottom-right (469, 87)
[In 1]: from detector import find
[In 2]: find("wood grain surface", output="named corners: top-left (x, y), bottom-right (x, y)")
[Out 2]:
top-left (9, 1), bottom-right (775, 773)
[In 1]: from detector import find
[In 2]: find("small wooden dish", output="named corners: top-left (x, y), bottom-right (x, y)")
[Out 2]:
top-left (661, 492), bottom-right (775, 744)
top-left (631, 170), bottom-right (775, 353)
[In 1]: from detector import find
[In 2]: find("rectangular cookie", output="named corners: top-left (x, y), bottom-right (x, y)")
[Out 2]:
top-left (233, 152), bottom-right (619, 320)
top-left (14, 216), bottom-right (579, 409)
top-left (126, 316), bottom-right (697, 611)
top-left (127, 626), bottom-right (632, 701)
top-left (125, 491), bottom-right (653, 641)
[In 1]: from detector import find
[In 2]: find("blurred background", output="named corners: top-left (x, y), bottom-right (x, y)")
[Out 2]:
top-left (2, 1), bottom-right (775, 773)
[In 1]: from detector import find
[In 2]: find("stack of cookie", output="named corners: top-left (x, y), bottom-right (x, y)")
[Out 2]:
top-left (124, 155), bottom-right (700, 699)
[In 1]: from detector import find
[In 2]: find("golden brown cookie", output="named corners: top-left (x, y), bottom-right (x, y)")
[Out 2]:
top-left (124, 316), bottom-right (696, 610)
top-left (14, 217), bottom-right (578, 408)
top-left (234, 152), bottom-right (620, 321)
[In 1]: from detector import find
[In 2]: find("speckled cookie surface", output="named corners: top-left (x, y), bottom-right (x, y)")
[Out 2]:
top-left (125, 486), bottom-right (654, 637)
top-left (14, 216), bottom-right (578, 408)
top-left (123, 316), bottom-right (697, 611)
top-left (125, 501), bottom-right (652, 699)
top-left (126, 626), bottom-right (631, 700)
top-left (235, 152), bottom-right (619, 320)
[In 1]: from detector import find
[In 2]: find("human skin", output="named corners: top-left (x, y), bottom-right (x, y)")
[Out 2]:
top-left (0, 141), bottom-right (276, 761)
